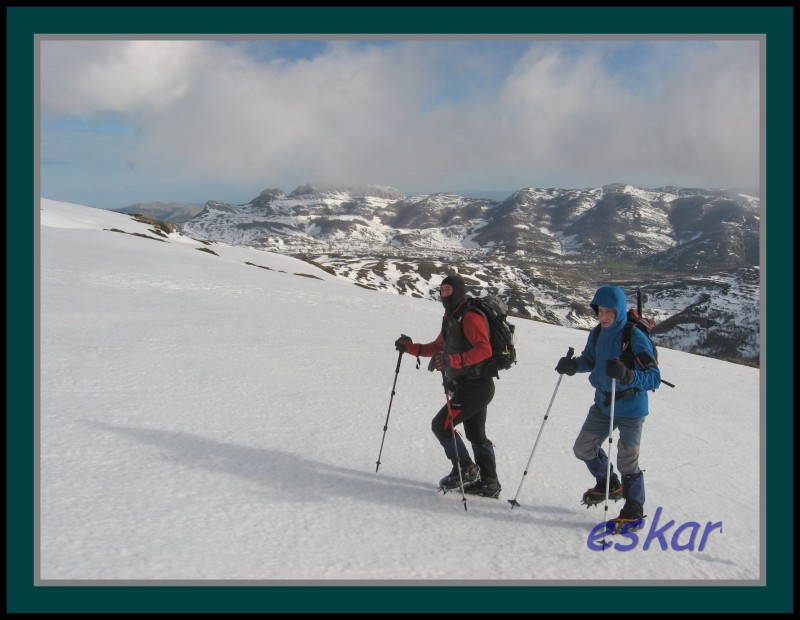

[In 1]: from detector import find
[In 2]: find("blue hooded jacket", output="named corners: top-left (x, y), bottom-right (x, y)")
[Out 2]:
top-left (574, 285), bottom-right (661, 418)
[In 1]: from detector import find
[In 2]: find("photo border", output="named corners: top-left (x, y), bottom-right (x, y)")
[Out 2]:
top-left (8, 5), bottom-right (793, 614)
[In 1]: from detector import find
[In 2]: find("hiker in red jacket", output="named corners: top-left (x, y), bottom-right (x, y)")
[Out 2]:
top-left (395, 273), bottom-right (501, 498)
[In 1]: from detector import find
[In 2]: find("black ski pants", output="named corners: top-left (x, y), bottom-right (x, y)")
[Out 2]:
top-left (431, 374), bottom-right (495, 465)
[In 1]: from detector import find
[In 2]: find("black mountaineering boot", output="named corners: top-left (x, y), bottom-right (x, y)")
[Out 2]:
top-left (608, 499), bottom-right (645, 534)
top-left (463, 441), bottom-right (502, 498)
top-left (462, 477), bottom-right (502, 499)
top-left (608, 471), bottom-right (646, 533)
top-left (581, 472), bottom-right (622, 507)
top-left (438, 460), bottom-right (480, 491)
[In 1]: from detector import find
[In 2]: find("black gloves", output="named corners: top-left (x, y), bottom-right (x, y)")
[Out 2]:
top-left (555, 356), bottom-right (577, 376)
top-left (606, 358), bottom-right (633, 385)
top-left (553, 355), bottom-right (632, 384)
top-left (434, 352), bottom-right (451, 371)
top-left (395, 335), bottom-right (413, 352)
top-left (395, 335), bottom-right (421, 357)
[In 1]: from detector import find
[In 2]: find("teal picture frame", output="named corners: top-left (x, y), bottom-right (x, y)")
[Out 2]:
top-left (8, 5), bottom-right (793, 614)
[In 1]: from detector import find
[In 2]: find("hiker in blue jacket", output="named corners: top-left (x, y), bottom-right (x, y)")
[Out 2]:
top-left (554, 285), bottom-right (661, 527)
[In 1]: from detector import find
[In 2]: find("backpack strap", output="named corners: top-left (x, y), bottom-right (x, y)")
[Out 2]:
top-left (620, 322), bottom-right (636, 367)
top-left (458, 299), bottom-right (493, 379)
top-left (592, 321), bottom-right (636, 368)
top-left (460, 299), bottom-right (490, 338)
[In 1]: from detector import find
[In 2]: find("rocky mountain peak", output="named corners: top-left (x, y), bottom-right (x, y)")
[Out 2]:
top-left (176, 182), bottom-right (760, 365)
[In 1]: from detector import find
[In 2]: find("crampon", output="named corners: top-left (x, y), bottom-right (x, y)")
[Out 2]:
top-left (607, 516), bottom-right (646, 534)
top-left (581, 493), bottom-right (623, 508)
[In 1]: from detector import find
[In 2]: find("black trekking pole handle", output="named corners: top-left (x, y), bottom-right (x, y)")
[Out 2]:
top-left (393, 348), bottom-right (403, 374)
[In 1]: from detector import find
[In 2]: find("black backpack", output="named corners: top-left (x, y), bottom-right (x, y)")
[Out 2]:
top-left (591, 288), bottom-right (674, 388)
top-left (465, 295), bottom-right (517, 375)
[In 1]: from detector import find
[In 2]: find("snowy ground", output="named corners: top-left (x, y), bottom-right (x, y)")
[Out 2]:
top-left (23, 199), bottom-right (779, 611)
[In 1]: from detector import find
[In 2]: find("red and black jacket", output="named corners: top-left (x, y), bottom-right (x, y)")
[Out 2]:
top-left (416, 298), bottom-right (493, 383)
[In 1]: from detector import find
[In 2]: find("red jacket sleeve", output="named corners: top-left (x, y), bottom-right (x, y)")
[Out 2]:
top-left (414, 309), bottom-right (492, 368)
top-left (416, 333), bottom-right (444, 358)
top-left (454, 310), bottom-right (492, 367)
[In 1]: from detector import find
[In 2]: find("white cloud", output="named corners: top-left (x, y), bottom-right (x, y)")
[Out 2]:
top-left (41, 40), bottom-right (202, 115)
top-left (39, 38), bottom-right (761, 206)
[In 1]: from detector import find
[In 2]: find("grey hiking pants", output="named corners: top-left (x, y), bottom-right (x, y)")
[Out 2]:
top-left (573, 404), bottom-right (645, 477)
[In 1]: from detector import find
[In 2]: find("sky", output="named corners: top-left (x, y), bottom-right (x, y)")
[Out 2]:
top-left (38, 36), bottom-right (761, 211)
top-left (16, 199), bottom-right (791, 614)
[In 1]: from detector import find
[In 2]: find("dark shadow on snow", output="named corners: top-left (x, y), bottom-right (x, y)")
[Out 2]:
top-left (80, 419), bottom-right (588, 529)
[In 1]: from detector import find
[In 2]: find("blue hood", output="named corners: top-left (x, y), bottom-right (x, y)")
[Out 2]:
top-left (590, 285), bottom-right (627, 327)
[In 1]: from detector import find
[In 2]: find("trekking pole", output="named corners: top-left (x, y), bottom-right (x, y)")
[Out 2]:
top-left (508, 347), bottom-right (574, 509)
top-left (375, 347), bottom-right (405, 473)
top-left (442, 370), bottom-right (468, 511)
top-left (600, 378), bottom-right (617, 550)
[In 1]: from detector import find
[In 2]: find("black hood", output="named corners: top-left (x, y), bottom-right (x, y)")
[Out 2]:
top-left (440, 273), bottom-right (467, 313)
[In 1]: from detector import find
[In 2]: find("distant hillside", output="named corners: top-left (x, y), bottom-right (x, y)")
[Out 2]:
top-left (177, 182), bottom-right (761, 365)
top-left (115, 202), bottom-right (204, 223)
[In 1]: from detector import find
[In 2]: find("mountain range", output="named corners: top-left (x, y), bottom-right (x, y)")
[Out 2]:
top-left (122, 183), bottom-right (761, 366)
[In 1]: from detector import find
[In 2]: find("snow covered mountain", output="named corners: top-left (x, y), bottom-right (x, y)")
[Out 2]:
top-left (115, 201), bottom-right (204, 223)
top-left (178, 183), bottom-right (761, 365)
